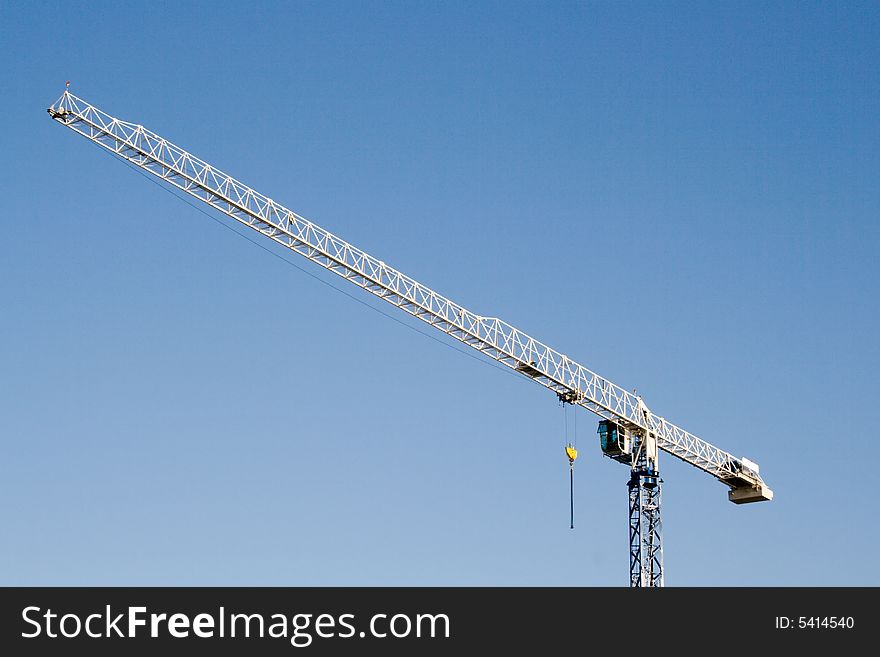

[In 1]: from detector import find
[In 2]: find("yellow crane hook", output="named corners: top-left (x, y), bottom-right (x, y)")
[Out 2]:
top-left (565, 443), bottom-right (578, 529)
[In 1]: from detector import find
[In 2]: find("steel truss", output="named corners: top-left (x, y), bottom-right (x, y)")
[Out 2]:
top-left (628, 448), bottom-right (663, 587)
top-left (47, 90), bottom-right (771, 498)
top-left (48, 90), bottom-right (773, 586)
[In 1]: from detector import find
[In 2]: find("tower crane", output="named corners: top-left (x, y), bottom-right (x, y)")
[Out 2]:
top-left (47, 89), bottom-right (773, 587)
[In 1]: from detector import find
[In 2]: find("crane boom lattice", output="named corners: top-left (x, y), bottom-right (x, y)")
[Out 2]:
top-left (47, 89), bottom-right (773, 586)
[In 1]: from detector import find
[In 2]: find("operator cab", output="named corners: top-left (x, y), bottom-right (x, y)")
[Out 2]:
top-left (598, 420), bottom-right (630, 461)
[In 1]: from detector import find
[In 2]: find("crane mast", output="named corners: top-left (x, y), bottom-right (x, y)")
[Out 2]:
top-left (48, 89), bottom-right (773, 586)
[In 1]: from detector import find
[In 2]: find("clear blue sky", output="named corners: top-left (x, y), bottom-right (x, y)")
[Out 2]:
top-left (1, 1), bottom-right (877, 586)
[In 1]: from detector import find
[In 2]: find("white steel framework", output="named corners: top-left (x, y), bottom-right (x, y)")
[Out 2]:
top-left (48, 89), bottom-right (773, 584)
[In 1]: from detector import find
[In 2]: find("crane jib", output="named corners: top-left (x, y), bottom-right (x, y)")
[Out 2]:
top-left (46, 89), bottom-right (772, 505)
